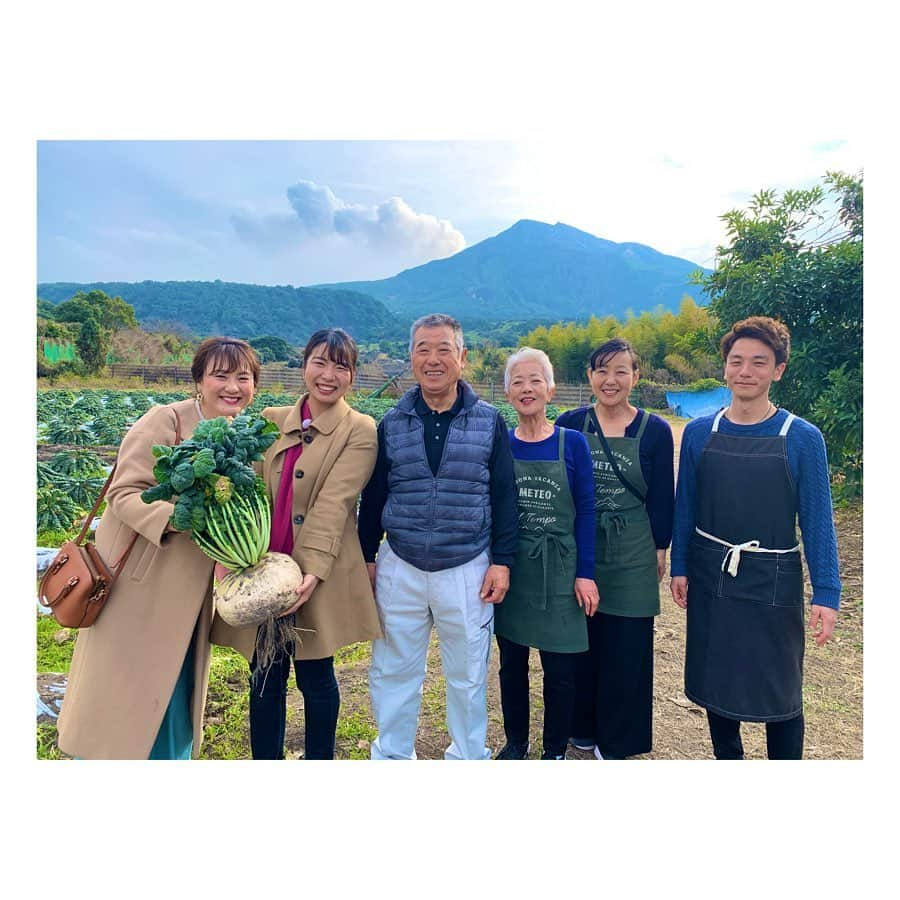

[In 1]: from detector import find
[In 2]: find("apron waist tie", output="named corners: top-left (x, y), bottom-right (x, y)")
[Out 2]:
top-left (522, 532), bottom-right (571, 611)
top-left (694, 527), bottom-right (800, 577)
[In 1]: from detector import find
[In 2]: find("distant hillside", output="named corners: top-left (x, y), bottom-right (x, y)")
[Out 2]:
top-left (36, 280), bottom-right (402, 344)
top-left (317, 219), bottom-right (710, 320)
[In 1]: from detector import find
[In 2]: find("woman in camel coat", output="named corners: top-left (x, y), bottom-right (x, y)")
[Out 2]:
top-left (57, 338), bottom-right (261, 759)
top-left (212, 328), bottom-right (382, 759)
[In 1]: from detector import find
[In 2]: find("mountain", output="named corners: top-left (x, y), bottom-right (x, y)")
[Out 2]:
top-left (37, 222), bottom-right (712, 345)
top-left (36, 280), bottom-right (402, 344)
top-left (316, 219), bottom-right (710, 321)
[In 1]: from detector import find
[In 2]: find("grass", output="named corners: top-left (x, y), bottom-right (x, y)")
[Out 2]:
top-left (36, 615), bottom-right (75, 673)
top-left (334, 641), bottom-right (371, 666)
top-left (335, 711), bottom-right (378, 759)
top-left (36, 722), bottom-right (63, 760)
top-left (200, 647), bottom-right (251, 759)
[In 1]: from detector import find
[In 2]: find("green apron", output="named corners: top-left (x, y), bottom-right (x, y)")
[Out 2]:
top-left (494, 428), bottom-right (588, 653)
top-left (583, 409), bottom-right (659, 617)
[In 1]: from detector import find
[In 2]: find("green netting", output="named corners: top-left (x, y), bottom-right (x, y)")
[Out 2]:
top-left (42, 340), bottom-right (77, 363)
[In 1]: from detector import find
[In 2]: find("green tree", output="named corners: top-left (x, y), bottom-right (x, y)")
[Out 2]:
top-left (53, 289), bottom-right (138, 331)
top-left (694, 171), bottom-right (863, 495)
top-left (37, 298), bottom-right (58, 319)
top-left (521, 306), bottom-right (719, 385)
top-left (249, 334), bottom-right (296, 363)
top-left (76, 315), bottom-right (110, 374)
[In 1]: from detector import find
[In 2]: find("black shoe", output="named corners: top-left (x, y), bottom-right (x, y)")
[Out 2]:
top-left (540, 750), bottom-right (568, 760)
top-left (495, 742), bottom-right (530, 760)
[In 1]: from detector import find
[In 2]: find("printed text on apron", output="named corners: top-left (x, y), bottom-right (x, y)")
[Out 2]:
top-left (495, 428), bottom-right (588, 653)
top-left (582, 409), bottom-right (659, 617)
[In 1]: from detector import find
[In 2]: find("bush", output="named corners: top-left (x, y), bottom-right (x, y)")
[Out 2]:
top-left (678, 378), bottom-right (725, 393)
top-left (632, 380), bottom-right (668, 409)
top-left (37, 527), bottom-right (79, 547)
top-left (811, 363), bottom-right (862, 501)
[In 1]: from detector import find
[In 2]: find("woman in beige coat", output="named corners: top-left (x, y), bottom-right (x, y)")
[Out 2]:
top-left (212, 328), bottom-right (381, 759)
top-left (56, 337), bottom-right (261, 759)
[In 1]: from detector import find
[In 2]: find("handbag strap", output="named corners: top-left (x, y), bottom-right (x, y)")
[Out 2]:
top-left (72, 406), bottom-right (184, 573)
top-left (586, 407), bottom-right (647, 504)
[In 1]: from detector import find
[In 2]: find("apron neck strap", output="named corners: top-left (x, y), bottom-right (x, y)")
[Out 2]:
top-left (557, 425), bottom-right (565, 462)
top-left (779, 412), bottom-right (795, 436)
top-left (712, 408), bottom-right (726, 432)
top-left (634, 408), bottom-right (649, 440)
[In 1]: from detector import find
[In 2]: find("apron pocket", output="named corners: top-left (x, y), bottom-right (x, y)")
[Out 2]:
top-left (773, 553), bottom-right (804, 607)
top-left (688, 536), bottom-right (725, 599)
top-left (718, 552), bottom-right (781, 607)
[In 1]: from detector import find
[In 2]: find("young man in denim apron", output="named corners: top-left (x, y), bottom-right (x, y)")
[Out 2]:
top-left (670, 316), bottom-right (841, 759)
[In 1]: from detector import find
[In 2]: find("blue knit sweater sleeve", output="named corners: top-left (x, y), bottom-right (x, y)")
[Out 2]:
top-left (789, 417), bottom-right (842, 609)
top-left (671, 411), bottom-right (842, 609)
top-left (670, 416), bottom-right (710, 579)
top-left (508, 426), bottom-right (596, 578)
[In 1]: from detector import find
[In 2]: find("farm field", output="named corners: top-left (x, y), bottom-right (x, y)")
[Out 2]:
top-left (36, 394), bottom-right (863, 760)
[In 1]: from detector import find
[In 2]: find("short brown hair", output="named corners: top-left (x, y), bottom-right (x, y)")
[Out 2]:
top-left (191, 337), bottom-right (261, 386)
top-left (720, 316), bottom-right (791, 366)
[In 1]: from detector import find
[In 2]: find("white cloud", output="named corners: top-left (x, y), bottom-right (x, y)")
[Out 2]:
top-left (233, 179), bottom-right (466, 263)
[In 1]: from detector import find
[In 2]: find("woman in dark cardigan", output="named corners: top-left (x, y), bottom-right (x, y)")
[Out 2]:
top-left (556, 338), bottom-right (674, 759)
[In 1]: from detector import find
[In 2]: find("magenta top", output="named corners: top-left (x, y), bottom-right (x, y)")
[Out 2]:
top-left (268, 400), bottom-right (312, 555)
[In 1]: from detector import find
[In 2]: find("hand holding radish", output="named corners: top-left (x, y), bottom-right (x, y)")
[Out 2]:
top-left (278, 572), bottom-right (321, 618)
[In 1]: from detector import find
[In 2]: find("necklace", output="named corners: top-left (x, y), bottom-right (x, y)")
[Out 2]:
top-left (728, 402), bottom-right (776, 425)
top-left (755, 402), bottom-right (776, 424)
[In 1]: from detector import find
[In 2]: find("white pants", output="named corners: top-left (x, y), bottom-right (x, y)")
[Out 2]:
top-left (369, 542), bottom-right (493, 760)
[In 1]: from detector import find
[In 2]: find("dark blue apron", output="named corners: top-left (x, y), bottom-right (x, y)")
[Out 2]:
top-left (684, 410), bottom-right (805, 722)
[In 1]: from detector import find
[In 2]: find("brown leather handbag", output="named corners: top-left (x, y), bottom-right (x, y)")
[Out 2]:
top-left (38, 410), bottom-right (182, 628)
top-left (37, 465), bottom-right (138, 628)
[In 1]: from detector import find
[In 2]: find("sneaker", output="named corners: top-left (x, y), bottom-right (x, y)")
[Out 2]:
top-left (540, 750), bottom-right (569, 760)
top-left (569, 736), bottom-right (596, 751)
top-left (495, 742), bottom-right (530, 760)
top-left (593, 746), bottom-right (605, 760)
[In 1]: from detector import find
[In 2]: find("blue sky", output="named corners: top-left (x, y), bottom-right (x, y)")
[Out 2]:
top-left (37, 136), bottom-right (861, 286)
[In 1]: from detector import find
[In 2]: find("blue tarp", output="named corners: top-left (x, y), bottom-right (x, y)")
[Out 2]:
top-left (665, 387), bottom-right (731, 419)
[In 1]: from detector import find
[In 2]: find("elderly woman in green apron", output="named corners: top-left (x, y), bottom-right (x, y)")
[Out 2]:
top-left (493, 348), bottom-right (598, 760)
top-left (556, 338), bottom-right (674, 760)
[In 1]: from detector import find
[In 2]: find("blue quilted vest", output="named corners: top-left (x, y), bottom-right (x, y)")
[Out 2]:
top-left (381, 381), bottom-right (497, 572)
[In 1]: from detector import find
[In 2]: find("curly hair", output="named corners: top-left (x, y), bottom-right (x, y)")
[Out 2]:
top-left (720, 316), bottom-right (791, 366)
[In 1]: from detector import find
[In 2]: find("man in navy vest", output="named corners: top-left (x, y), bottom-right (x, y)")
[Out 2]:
top-left (359, 313), bottom-right (518, 759)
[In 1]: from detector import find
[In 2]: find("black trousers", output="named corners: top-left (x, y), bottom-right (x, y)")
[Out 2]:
top-left (249, 652), bottom-right (340, 760)
top-left (571, 612), bottom-right (654, 758)
top-left (496, 634), bottom-right (577, 758)
top-left (706, 709), bottom-right (805, 760)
